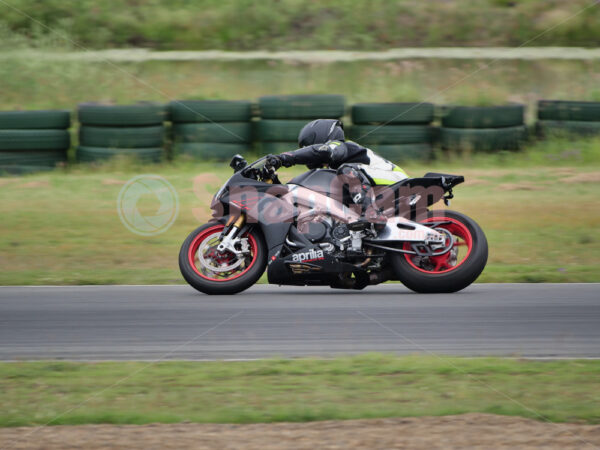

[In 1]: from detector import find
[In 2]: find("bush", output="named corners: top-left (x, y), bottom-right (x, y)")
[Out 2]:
top-left (1, 0), bottom-right (598, 50)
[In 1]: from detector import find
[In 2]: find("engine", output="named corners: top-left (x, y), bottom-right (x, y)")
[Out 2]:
top-left (296, 214), bottom-right (374, 255)
top-left (270, 213), bottom-right (382, 290)
top-left (297, 213), bottom-right (332, 242)
top-left (297, 217), bottom-right (329, 243)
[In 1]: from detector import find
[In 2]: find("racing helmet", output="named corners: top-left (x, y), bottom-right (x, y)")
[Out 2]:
top-left (298, 119), bottom-right (345, 148)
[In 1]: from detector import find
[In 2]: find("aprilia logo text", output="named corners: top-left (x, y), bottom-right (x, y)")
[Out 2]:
top-left (292, 248), bottom-right (324, 262)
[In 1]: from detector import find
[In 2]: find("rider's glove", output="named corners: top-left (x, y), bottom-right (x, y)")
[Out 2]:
top-left (266, 154), bottom-right (283, 170)
top-left (279, 153), bottom-right (294, 167)
top-left (266, 154), bottom-right (294, 169)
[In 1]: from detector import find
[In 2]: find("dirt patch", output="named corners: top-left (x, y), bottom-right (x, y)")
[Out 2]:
top-left (561, 171), bottom-right (600, 184)
top-left (497, 182), bottom-right (544, 191)
top-left (0, 178), bottom-right (21, 187)
top-left (17, 180), bottom-right (50, 189)
top-left (551, 168), bottom-right (578, 177)
top-left (463, 178), bottom-right (489, 186)
top-left (1, 414), bottom-right (599, 450)
top-left (193, 173), bottom-right (221, 185)
top-left (101, 178), bottom-right (125, 186)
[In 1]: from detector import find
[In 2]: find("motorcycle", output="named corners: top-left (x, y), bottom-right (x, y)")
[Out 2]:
top-left (179, 155), bottom-right (488, 295)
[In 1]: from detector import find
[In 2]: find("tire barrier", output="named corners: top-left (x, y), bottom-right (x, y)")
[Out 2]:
top-left (348, 103), bottom-right (434, 162)
top-left (258, 95), bottom-right (345, 120)
top-left (351, 103), bottom-right (434, 125)
top-left (170, 100), bottom-right (253, 161)
top-left (256, 120), bottom-right (308, 142)
top-left (256, 95), bottom-right (346, 156)
top-left (440, 125), bottom-right (528, 151)
top-left (173, 123), bottom-right (252, 144)
top-left (441, 104), bottom-right (524, 129)
top-left (538, 100), bottom-right (600, 122)
top-left (78, 102), bottom-right (166, 126)
top-left (0, 129), bottom-right (70, 150)
top-left (77, 146), bottom-right (164, 163)
top-left (0, 110), bottom-right (70, 129)
top-left (368, 143), bottom-right (434, 162)
top-left (258, 141), bottom-right (299, 155)
top-left (536, 101), bottom-right (600, 139)
top-left (76, 103), bottom-right (167, 163)
top-left (169, 100), bottom-right (252, 123)
top-left (349, 125), bottom-right (433, 145)
top-left (440, 104), bottom-right (526, 151)
top-left (176, 143), bottom-right (250, 161)
top-left (0, 110), bottom-right (70, 175)
top-left (255, 120), bottom-right (306, 155)
top-left (536, 120), bottom-right (600, 138)
top-left (3, 99), bottom-right (600, 175)
top-left (79, 126), bottom-right (165, 148)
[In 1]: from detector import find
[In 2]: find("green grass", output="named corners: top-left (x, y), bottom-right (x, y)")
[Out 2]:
top-left (2, 26), bottom-right (600, 113)
top-left (1, 0), bottom-right (599, 50)
top-left (2, 57), bottom-right (600, 113)
top-left (0, 140), bottom-right (599, 285)
top-left (0, 355), bottom-right (599, 426)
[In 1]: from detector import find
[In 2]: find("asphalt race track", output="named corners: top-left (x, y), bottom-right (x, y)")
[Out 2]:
top-left (0, 284), bottom-right (599, 360)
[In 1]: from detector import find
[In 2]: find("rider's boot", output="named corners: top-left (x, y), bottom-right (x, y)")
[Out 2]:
top-left (348, 195), bottom-right (387, 232)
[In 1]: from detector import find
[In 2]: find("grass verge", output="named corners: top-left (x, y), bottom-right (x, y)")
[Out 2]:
top-left (2, 57), bottom-right (600, 113)
top-left (0, 355), bottom-right (599, 427)
top-left (0, 142), bottom-right (599, 285)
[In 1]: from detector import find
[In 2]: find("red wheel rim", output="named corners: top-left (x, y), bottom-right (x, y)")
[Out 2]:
top-left (403, 216), bottom-right (473, 274)
top-left (188, 225), bottom-right (258, 282)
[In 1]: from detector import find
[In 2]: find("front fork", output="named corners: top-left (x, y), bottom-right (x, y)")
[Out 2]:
top-left (217, 214), bottom-right (246, 254)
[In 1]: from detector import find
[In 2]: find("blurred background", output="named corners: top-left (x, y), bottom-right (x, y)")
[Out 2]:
top-left (0, 0), bottom-right (599, 286)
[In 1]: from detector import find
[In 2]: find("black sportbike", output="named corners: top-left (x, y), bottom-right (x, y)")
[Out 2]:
top-left (179, 155), bottom-right (488, 295)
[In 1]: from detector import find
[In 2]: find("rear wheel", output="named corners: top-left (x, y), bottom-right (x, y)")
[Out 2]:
top-left (179, 223), bottom-right (267, 295)
top-left (391, 210), bottom-right (488, 293)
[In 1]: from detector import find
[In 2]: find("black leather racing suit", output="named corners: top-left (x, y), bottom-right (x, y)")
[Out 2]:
top-left (280, 139), bottom-right (369, 170)
top-left (279, 140), bottom-right (384, 221)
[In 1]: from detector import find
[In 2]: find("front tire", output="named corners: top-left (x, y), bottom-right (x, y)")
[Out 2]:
top-left (391, 210), bottom-right (488, 293)
top-left (179, 222), bottom-right (267, 295)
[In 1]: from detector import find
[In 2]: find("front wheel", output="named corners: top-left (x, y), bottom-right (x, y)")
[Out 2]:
top-left (391, 210), bottom-right (488, 293)
top-left (179, 222), bottom-right (267, 295)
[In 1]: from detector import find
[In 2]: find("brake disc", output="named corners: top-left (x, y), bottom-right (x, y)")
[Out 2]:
top-left (197, 232), bottom-right (245, 273)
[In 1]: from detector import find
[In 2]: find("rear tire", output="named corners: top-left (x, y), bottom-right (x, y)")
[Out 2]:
top-left (179, 223), bottom-right (267, 295)
top-left (391, 210), bottom-right (488, 293)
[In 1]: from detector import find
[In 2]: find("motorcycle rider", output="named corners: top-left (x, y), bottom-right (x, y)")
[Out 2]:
top-left (267, 119), bottom-right (408, 224)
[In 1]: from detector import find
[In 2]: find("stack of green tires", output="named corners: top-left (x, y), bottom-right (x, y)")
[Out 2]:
top-left (440, 104), bottom-right (527, 152)
top-left (77, 103), bottom-right (166, 163)
top-left (0, 110), bottom-right (70, 175)
top-left (349, 103), bottom-right (435, 161)
top-left (536, 100), bottom-right (600, 138)
top-left (170, 100), bottom-right (253, 161)
top-left (257, 95), bottom-right (346, 155)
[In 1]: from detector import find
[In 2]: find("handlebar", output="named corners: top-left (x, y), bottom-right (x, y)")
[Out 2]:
top-left (238, 159), bottom-right (276, 183)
